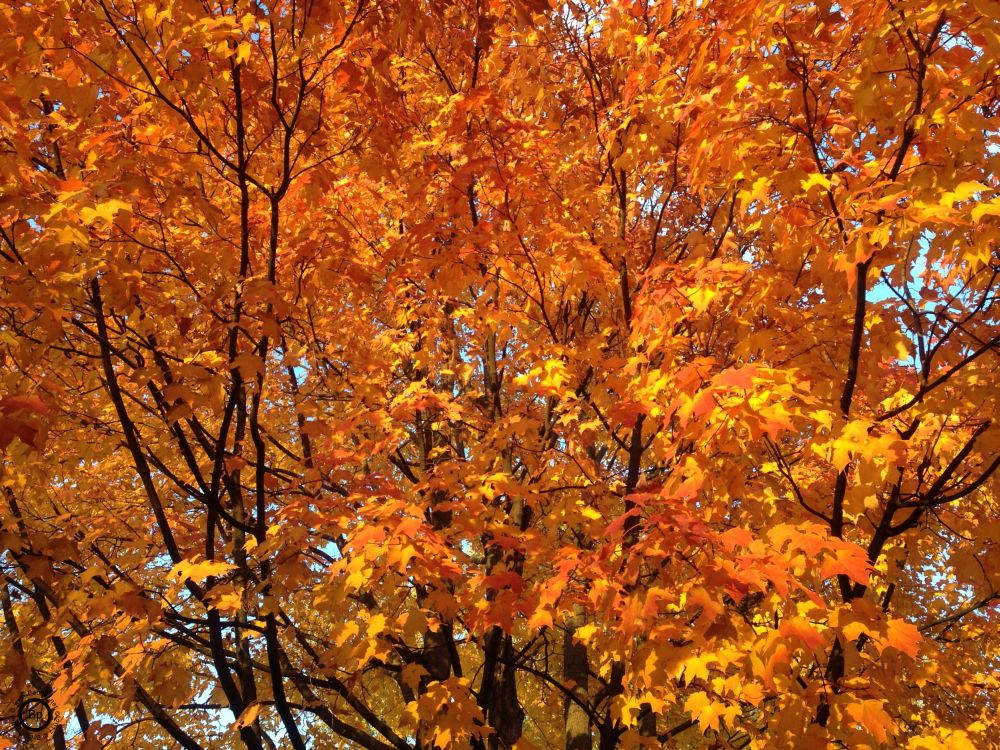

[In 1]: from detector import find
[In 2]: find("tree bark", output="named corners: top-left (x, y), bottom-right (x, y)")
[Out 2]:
top-left (564, 607), bottom-right (591, 750)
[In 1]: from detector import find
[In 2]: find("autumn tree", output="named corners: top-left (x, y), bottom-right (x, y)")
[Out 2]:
top-left (1, 0), bottom-right (999, 748)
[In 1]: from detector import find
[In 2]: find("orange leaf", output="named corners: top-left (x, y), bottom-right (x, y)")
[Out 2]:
top-left (845, 699), bottom-right (893, 744)
top-left (779, 616), bottom-right (826, 652)
top-left (883, 618), bottom-right (921, 659)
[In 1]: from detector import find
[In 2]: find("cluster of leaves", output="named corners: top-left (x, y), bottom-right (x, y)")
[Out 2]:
top-left (0, 0), bottom-right (998, 748)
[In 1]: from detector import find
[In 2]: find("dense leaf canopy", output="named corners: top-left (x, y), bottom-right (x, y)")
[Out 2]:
top-left (1, 0), bottom-right (999, 748)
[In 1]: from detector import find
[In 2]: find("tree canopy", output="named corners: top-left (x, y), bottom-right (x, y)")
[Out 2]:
top-left (1, 0), bottom-right (999, 748)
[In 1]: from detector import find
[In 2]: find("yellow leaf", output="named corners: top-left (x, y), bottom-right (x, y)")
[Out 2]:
top-left (907, 729), bottom-right (976, 749)
top-left (171, 558), bottom-right (236, 583)
top-left (574, 624), bottom-right (597, 643)
top-left (683, 691), bottom-right (728, 732)
top-left (233, 702), bottom-right (261, 730)
top-left (830, 419), bottom-right (873, 471)
top-left (971, 198), bottom-right (1000, 222)
top-left (941, 180), bottom-right (988, 206)
top-left (402, 663), bottom-right (427, 692)
top-left (81, 199), bottom-right (130, 225)
top-left (740, 682), bottom-right (764, 706)
top-left (801, 173), bottom-right (831, 192)
top-left (682, 653), bottom-right (712, 684)
top-left (215, 592), bottom-right (242, 613)
top-left (236, 41), bottom-right (252, 64)
top-left (910, 200), bottom-right (953, 221)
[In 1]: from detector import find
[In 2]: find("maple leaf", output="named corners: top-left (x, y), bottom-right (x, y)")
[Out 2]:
top-left (233, 703), bottom-right (261, 731)
top-left (714, 365), bottom-right (757, 390)
top-left (170, 558), bottom-right (237, 583)
top-left (820, 545), bottom-right (872, 586)
top-left (683, 691), bottom-right (731, 733)
top-left (844, 699), bottom-right (894, 744)
top-left (0, 395), bottom-right (49, 415)
top-left (971, 198), bottom-right (1000, 222)
top-left (80, 199), bottom-right (130, 225)
top-left (779, 616), bottom-right (826, 652)
top-left (881, 618), bottom-right (921, 659)
top-left (0, 394), bottom-right (50, 450)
